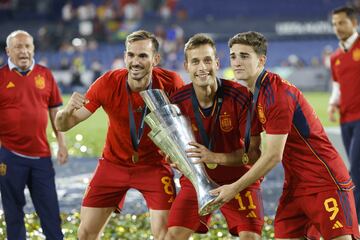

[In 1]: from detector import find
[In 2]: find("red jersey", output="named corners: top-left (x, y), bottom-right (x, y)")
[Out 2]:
top-left (171, 79), bottom-right (261, 187)
top-left (256, 71), bottom-right (353, 196)
top-left (85, 67), bottom-right (184, 166)
top-left (0, 64), bottom-right (62, 157)
top-left (330, 37), bottom-right (360, 123)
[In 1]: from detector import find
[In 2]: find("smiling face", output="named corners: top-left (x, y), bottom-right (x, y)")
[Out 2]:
top-left (229, 43), bottom-right (266, 84)
top-left (124, 39), bottom-right (160, 82)
top-left (6, 32), bottom-right (34, 71)
top-left (184, 44), bottom-right (219, 88)
top-left (332, 12), bottom-right (358, 42)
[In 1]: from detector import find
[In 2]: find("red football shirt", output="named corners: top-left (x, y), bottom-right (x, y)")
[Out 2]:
top-left (0, 64), bottom-right (62, 157)
top-left (171, 79), bottom-right (261, 187)
top-left (85, 67), bottom-right (184, 166)
top-left (256, 71), bottom-right (353, 196)
top-left (330, 37), bottom-right (360, 123)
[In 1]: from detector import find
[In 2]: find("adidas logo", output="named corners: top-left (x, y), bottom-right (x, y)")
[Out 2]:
top-left (6, 81), bottom-right (15, 88)
top-left (246, 211), bottom-right (257, 218)
top-left (332, 220), bottom-right (343, 229)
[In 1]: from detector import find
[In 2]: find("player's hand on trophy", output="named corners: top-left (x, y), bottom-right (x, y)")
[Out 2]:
top-left (186, 142), bottom-right (220, 164)
top-left (158, 150), bottom-right (179, 170)
top-left (209, 183), bottom-right (238, 205)
top-left (65, 92), bottom-right (89, 115)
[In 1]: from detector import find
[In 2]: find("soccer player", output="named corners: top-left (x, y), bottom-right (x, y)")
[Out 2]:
top-left (55, 30), bottom-right (184, 240)
top-left (0, 30), bottom-right (68, 240)
top-left (165, 33), bottom-right (263, 240)
top-left (328, 6), bottom-right (360, 221)
top-left (204, 31), bottom-right (360, 239)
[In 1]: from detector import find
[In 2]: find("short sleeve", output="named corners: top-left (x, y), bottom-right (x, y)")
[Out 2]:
top-left (84, 74), bottom-right (105, 113)
top-left (262, 84), bottom-right (295, 134)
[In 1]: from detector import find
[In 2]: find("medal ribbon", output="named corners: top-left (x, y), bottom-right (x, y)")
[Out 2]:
top-left (244, 70), bottom-right (267, 154)
top-left (127, 79), bottom-right (152, 153)
top-left (191, 78), bottom-right (224, 151)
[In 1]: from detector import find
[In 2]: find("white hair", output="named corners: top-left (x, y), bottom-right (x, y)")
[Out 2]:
top-left (6, 30), bottom-right (33, 47)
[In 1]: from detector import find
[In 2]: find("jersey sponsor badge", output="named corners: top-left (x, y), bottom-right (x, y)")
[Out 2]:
top-left (35, 75), bottom-right (45, 89)
top-left (352, 48), bottom-right (360, 62)
top-left (6, 81), bottom-right (15, 89)
top-left (0, 163), bottom-right (7, 176)
top-left (257, 104), bottom-right (266, 124)
top-left (220, 112), bottom-right (233, 132)
top-left (332, 220), bottom-right (343, 229)
top-left (246, 210), bottom-right (257, 218)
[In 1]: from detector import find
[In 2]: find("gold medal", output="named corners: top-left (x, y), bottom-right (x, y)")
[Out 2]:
top-left (242, 153), bottom-right (249, 165)
top-left (206, 163), bottom-right (218, 169)
top-left (0, 163), bottom-right (7, 176)
top-left (132, 152), bottom-right (139, 163)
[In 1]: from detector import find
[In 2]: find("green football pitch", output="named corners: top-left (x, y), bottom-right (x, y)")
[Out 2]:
top-left (48, 92), bottom-right (337, 157)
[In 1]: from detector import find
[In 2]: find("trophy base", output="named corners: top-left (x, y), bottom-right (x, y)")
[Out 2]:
top-left (198, 199), bottom-right (223, 216)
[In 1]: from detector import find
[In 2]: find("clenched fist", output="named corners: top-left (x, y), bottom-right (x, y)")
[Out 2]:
top-left (64, 92), bottom-right (89, 115)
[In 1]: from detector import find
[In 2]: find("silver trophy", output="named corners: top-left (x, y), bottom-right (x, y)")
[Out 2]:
top-left (140, 89), bottom-right (222, 216)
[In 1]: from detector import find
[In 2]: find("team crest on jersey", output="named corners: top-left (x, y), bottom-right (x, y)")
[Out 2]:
top-left (335, 59), bottom-right (341, 66)
top-left (257, 104), bottom-right (266, 124)
top-left (220, 112), bottom-right (233, 132)
top-left (352, 48), bottom-right (360, 61)
top-left (34, 75), bottom-right (45, 89)
top-left (0, 163), bottom-right (7, 176)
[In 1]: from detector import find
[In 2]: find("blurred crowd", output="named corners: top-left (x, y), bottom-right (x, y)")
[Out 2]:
top-left (1, 0), bottom-right (359, 93)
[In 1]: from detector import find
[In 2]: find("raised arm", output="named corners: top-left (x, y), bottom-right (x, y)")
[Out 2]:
top-left (55, 92), bottom-right (93, 131)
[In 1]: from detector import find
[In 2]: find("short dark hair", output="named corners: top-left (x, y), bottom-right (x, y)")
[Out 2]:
top-left (184, 33), bottom-right (217, 61)
top-left (125, 30), bottom-right (159, 52)
top-left (228, 31), bottom-right (267, 56)
top-left (332, 6), bottom-right (357, 20)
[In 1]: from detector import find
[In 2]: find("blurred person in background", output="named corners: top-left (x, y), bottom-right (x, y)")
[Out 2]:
top-left (328, 6), bottom-right (360, 222)
top-left (55, 30), bottom-right (184, 240)
top-left (0, 30), bottom-right (68, 240)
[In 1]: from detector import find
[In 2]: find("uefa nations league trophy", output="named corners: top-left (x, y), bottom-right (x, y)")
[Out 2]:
top-left (140, 89), bottom-right (222, 216)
